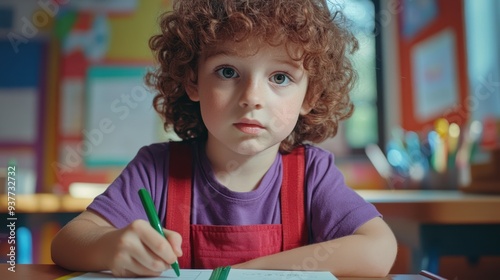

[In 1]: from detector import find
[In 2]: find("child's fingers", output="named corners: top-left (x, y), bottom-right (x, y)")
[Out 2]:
top-left (136, 222), bottom-right (179, 265)
top-left (119, 221), bottom-right (170, 271)
top-left (109, 232), bottom-right (168, 276)
top-left (131, 244), bottom-right (171, 273)
top-left (163, 229), bottom-right (183, 257)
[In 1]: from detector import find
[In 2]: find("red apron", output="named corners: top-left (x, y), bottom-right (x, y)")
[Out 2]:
top-left (166, 142), bottom-right (307, 269)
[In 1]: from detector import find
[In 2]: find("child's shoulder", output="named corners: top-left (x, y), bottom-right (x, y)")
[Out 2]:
top-left (138, 141), bottom-right (170, 154)
top-left (301, 143), bottom-right (339, 169)
top-left (303, 144), bottom-right (336, 161)
top-left (141, 140), bottom-right (194, 150)
top-left (136, 140), bottom-right (194, 158)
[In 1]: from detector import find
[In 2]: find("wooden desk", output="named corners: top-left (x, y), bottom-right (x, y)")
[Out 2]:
top-left (0, 264), bottom-right (431, 280)
top-left (357, 190), bottom-right (500, 274)
top-left (357, 190), bottom-right (500, 224)
top-left (0, 194), bottom-right (92, 213)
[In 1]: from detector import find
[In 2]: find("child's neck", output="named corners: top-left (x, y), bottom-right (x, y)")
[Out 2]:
top-left (205, 141), bottom-right (280, 192)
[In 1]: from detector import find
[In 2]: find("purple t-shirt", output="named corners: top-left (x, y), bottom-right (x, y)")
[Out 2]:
top-left (88, 141), bottom-right (380, 243)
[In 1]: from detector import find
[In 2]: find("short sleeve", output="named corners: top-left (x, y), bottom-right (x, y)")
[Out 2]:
top-left (86, 143), bottom-right (170, 228)
top-left (305, 145), bottom-right (381, 243)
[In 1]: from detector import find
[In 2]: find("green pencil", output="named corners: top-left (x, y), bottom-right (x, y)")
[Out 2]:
top-left (138, 188), bottom-right (180, 277)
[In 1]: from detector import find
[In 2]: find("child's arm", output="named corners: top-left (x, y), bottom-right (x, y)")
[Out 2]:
top-left (51, 210), bottom-right (183, 277)
top-left (232, 217), bottom-right (397, 277)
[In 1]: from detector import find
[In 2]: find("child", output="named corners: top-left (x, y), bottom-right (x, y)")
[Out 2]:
top-left (51, 0), bottom-right (397, 277)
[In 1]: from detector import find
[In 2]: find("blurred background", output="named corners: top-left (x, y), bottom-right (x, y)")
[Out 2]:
top-left (0, 0), bottom-right (499, 278)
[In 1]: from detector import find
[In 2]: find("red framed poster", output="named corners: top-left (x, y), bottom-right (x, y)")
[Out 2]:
top-left (397, 0), bottom-right (469, 132)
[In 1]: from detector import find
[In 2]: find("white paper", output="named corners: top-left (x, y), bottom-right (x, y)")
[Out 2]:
top-left (225, 269), bottom-right (337, 280)
top-left (71, 269), bottom-right (338, 280)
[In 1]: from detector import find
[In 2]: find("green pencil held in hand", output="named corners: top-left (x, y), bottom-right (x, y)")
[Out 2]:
top-left (138, 188), bottom-right (181, 277)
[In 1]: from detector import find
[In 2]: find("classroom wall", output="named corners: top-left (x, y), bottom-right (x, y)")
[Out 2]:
top-left (4, 0), bottom-right (491, 195)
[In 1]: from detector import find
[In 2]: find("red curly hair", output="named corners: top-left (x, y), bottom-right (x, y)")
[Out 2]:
top-left (145, 0), bottom-right (358, 153)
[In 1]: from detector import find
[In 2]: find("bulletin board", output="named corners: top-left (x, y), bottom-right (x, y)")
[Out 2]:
top-left (397, 0), bottom-right (469, 132)
top-left (52, 0), bottom-right (171, 191)
top-left (0, 39), bottom-right (48, 193)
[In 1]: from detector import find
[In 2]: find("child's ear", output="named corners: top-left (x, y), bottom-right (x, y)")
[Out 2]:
top-left (300, 90), bottom-right (320, 115)
top-left (300, 102), bottom-right (312, 115)
top-left (185, 81), bottom-right (200, 102)
top-left (300, 94), bottom-right (318, 115)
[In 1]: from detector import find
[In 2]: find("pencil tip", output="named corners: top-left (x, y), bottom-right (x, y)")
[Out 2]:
top-left (172, 261), bottom-right (180, 277)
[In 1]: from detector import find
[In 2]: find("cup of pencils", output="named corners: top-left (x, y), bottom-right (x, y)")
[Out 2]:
top-left (365, 119), bottom-right (485, 190)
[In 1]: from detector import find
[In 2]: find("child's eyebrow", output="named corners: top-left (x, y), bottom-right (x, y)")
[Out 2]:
top-left (273, 58), bottom-right (303, 71)
top-left (203, 49), bottom-right (238, 60)
top-left (204, 49), bottom-right (303, 70)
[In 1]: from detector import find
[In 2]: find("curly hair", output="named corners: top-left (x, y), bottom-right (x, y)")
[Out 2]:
top-left (145, 0), bottom-right (358, 153)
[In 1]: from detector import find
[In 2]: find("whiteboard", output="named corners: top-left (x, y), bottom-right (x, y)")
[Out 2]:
top-left (84, 66), bottom-right (161, 167)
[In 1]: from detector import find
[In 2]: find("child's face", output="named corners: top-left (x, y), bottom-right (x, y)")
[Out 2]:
top-left (186, 39), bottom-right (310, 156)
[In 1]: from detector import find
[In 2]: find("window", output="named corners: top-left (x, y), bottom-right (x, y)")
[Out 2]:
top-left (464, 0), bottom-right (500, 122)
top-left (320, 0), bottom-right (384, 156)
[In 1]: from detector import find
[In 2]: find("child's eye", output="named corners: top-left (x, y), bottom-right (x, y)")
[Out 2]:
top-left (270, 73), bottom-right (291, 85)
top-left (216, 67), bottom-right (239, 79)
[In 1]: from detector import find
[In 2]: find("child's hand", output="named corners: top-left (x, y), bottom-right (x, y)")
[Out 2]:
top-left (104, 219), bottom-right (183, 277)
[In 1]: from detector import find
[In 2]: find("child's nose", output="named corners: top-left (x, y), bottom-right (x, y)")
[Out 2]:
top-left (239, 78), bottom-right (264, 109)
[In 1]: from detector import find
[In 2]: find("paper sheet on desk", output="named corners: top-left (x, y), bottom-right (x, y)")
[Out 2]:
top-left (70, 268), bottom-right (338, 279)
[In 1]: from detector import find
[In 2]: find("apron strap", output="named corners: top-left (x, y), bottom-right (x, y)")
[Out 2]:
top-left (166, 142), bottom-right (192, 269)
top-left (281, 145), bottom-right (308, 250)
top-left (166, 142), bottom-right (308, 268)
